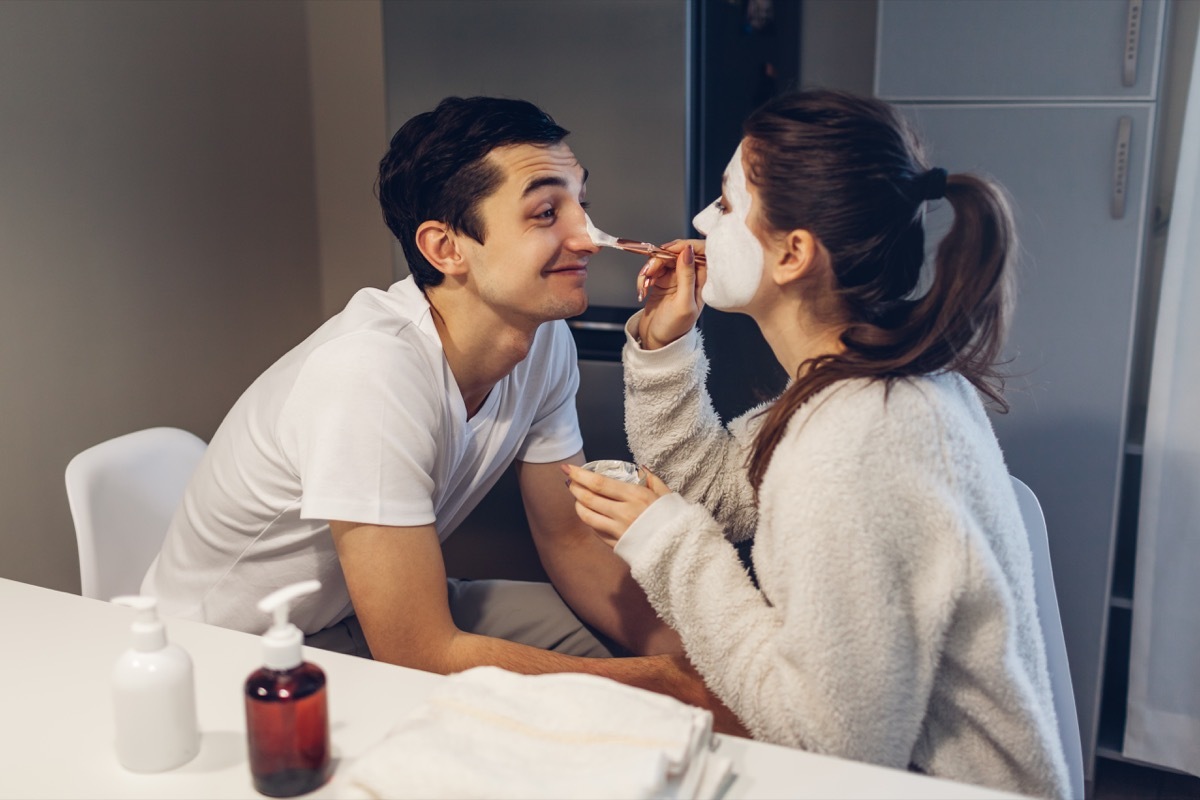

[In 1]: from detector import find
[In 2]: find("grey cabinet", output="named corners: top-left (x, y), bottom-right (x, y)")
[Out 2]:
top-left (877, 0), bottom-right (1167, 784)
top-left (878, 0), bottom-right (1165, 100)
top-left (901, 104), bottom-right (1153, 783)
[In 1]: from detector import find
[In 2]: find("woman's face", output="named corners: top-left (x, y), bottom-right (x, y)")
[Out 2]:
top-left (692, 143), bottom-right (765, 310)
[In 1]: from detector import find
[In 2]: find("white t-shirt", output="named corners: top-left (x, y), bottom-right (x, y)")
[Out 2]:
top-left (142, 278), bottom-right (583, 635)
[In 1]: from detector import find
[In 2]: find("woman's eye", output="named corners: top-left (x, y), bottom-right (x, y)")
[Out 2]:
top-left (536, 208), bottom-right (557, 220)
top-left (714, 199), bottom-right (729, 213)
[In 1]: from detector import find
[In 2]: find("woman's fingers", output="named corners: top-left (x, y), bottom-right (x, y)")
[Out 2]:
top-left (641, 466), bottom-right (672, 498)
top-left (563, 463), bottom-right (638, 499)
top-left (566, 479), bottom-right (627, 519)
top-left (674, 245), bottom-right (696, 291)
top-left (637, 239), bottom-right (706, 304)
top-left (659, 239), bottom-right (704, 255)
top-left (637, 255), bottom-right (672, 302)
top-left (692, 247), bottom-right (707, 306)
top-left (572, 501), bottom-right (622, 545)
top-left (562, 464), bottom-right (661, 538)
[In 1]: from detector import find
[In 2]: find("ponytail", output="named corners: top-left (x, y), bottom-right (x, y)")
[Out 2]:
top-left (742, 92), bottom-right (1017, 494)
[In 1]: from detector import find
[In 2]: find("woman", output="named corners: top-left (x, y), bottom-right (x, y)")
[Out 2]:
top-left (564, 90), bottom-right (1070, 798)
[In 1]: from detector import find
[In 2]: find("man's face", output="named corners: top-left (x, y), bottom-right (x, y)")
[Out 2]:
top-left (458, 143), bottom-right (595, 326)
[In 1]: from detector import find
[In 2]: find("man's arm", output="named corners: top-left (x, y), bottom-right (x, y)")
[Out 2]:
top-left (514, 452), bottom-right (683, 657)
top-left (329, 519), bottom-right (746, 732)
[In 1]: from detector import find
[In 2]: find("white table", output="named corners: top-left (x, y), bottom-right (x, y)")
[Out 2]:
top-left (0, 579), bottom-right (1023, 799)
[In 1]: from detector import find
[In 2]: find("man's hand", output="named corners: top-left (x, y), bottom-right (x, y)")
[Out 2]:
top-left (665, 653), bottom-right (751, 738)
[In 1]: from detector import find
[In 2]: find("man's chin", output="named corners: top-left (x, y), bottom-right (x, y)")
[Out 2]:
top-left (547, 290), bottom-right (588, 321)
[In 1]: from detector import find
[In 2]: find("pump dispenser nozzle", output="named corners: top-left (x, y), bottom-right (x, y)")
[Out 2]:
top-left (112, 595), bottom-right (168, 652)
top-left (257, 580), bottom-right (320, 671)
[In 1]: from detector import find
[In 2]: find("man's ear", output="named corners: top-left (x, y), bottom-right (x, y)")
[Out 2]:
top-left (773, 228), bottom-right (823, 286)
top-left (415, 221), bottom-right (466, 276)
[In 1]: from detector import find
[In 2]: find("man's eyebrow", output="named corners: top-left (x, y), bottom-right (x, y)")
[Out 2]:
top-left (522, 167), bottom-right (589, 198)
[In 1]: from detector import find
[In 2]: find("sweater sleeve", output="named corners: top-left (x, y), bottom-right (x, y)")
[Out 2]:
top-left (616, 381), bottom-right (970, 769)
top-left (622, 313), bottom-right (760, 541)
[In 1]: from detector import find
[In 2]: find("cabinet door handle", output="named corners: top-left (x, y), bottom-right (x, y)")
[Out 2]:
top-left (1123, 0), bottom-right (1142, 87)
top-left (1112, 116), bottom-right (1132, 220)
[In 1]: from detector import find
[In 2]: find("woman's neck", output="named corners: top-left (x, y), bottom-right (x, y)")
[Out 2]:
top-left (754, 300), bottom-right (845, 380)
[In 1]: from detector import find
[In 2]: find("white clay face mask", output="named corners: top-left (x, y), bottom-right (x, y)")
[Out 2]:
top-left (693, 144), bottom-right (764, 310)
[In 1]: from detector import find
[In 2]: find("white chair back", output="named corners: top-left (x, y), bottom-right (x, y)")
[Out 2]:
top-left (1011, 475), bottom-right (1086, 800)
top-left (65, 427), bottom-right (206, 600)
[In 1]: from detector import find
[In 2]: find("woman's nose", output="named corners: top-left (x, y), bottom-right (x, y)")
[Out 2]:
top-left (693, 202), bottom-right (718, 235)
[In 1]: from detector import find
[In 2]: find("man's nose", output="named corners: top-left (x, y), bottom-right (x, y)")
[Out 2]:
top-left (568, 213), bottom-right (600, 254)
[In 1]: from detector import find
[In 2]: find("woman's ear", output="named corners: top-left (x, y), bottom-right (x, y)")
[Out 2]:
top-left (772, 228), bottom-right (823, 286)
top-left (415, 221), bottom-right (466, 277)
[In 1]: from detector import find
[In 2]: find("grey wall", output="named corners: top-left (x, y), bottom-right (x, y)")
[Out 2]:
top-left (306, 1), bottom-right (393, 319)
top-left (0, 0), bottom-right (329, 592)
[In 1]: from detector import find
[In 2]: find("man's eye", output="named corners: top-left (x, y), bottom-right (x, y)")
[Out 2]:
top-left (536, 208), bottom-right (557, 220)
top-left (580, 201), bottom-right (591, 211)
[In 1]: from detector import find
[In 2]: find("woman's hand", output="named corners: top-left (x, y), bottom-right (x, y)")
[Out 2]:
top-left (637, 240), bottom-right (706, 350)
top-left (562, 463), bottom-right (673, 547)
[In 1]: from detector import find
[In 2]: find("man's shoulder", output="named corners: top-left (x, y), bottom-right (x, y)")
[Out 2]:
top-left (301, 328), bottom-right (441, 396)
top-left (308, 282), bottom-right (441, 367)
top-left (331, 279), bottom-right (435, 340)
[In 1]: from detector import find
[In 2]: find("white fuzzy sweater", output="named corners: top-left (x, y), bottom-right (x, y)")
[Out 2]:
top-left (614, 318), bottom-right (1069, 799)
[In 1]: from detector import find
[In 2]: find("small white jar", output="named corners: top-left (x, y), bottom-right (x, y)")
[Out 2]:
top-left (581, 459), bottom-right (648, 486)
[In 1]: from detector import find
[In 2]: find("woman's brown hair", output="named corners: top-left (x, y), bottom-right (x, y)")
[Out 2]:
top-left (742, 89), bottom-right (1017, 492)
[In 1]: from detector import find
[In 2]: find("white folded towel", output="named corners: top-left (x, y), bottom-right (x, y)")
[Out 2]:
top-left (340, 666), bottom-right (734, 800)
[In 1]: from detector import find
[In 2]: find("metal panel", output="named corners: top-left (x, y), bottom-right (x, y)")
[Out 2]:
top-left (876, 0), bottom-right (1165, 101)
top-left (902, 103), bottom-right (1155, 777)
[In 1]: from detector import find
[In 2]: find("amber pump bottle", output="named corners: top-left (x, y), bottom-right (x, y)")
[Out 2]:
top-left (245, 580), bottom-right (330, 797)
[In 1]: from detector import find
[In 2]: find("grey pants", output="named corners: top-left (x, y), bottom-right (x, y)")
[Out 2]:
top-left (304, 578), bottom-right (614, 660)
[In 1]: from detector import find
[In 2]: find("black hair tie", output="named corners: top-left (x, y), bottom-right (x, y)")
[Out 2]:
top-left (919, 167), bottom-right (948, 201)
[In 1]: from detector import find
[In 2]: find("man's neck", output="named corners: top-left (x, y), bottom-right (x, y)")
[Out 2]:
top-left (425, 288), bottom-right (538, 418)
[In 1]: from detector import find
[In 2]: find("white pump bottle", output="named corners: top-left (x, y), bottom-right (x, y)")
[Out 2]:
top-left (110, 595), bottom-right (200, 772)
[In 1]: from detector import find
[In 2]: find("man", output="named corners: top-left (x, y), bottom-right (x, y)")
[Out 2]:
top-left (143, 96), bottom-right (724, 715)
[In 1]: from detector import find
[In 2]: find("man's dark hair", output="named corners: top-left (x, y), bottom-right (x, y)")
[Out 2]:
top-left (376, 96), bottom-right (569, 290)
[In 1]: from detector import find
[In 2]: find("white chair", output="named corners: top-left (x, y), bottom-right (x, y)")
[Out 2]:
top-left (1011, 475), bottom-right (1086, 800)
top-left (65, 427), bottom-right (207, 601)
